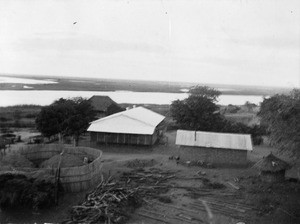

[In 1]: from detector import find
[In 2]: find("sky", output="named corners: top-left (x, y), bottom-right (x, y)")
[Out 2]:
top-left (0, 0), bottom-right (299, 88)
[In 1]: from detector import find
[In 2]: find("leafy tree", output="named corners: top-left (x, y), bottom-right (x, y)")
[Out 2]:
top-left (188, 86), bottom-right (221, 102)
top-left (66, 98), bottom-right (96, 146)
top-left (259, 89), bottom-right (300, 155)
top-left (36, 97), bottom-right (96, 146)
top-left (170, 86), bottom-right (223, 131)
top-left (221, 121), bottom-right (265, 145)
top-left (36, 99), bottom-right (73, 139)
top-left (170, 85), bottom-right (265, 145)
top-left (244, 101), bottom-right (257, 112)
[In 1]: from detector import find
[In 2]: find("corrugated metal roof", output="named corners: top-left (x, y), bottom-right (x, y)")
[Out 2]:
top-left (87, 107), bottom-right (165, 135)
top-left (175, 130), bottom-right (253, 151)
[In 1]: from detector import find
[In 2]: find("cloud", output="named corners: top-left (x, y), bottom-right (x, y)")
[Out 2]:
top-left (11, 35), bottom-right (167, 54)
top-left (227, 36), bottom-right (300, 50)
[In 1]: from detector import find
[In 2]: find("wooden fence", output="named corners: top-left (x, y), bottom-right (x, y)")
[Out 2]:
top-left (20, 144), bottom-right (103, 192)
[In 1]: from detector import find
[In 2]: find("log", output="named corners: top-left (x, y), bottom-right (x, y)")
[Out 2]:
top-left (201, 200), bottom-right (213, 224)
top-left (227, 181), bottom-right (240, 190)
top-left (199, 198), bottom-right (255, 211)
top-left (195, 200), bottom-right (246, 213)
top-left (189, 204), bottom-right (250, 221)
top-left (138, 212), bottom-right (169, 223)
top-left (153, 201), bottom-right (205, 222)
top-left (177, 213), bottom-right (193, 221)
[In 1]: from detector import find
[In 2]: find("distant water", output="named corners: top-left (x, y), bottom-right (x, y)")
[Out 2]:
top-left (0, 90), bottom-right (265, 106)
top-left (0, 76), bottom-right (57, 84)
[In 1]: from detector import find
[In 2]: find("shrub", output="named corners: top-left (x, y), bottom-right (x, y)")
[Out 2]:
top-left (0, 173), bottom-right (61, 210)
top-left (25, 113), bottom-right (38, 119)
top-left (0, 117), bottom-right (10, 122)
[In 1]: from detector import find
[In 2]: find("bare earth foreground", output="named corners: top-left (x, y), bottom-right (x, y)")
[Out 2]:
top-left (1, 131), bottom-right (299, 224)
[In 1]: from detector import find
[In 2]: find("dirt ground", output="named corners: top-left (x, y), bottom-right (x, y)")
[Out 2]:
top-left (0, 130), bottom-right (299, 224)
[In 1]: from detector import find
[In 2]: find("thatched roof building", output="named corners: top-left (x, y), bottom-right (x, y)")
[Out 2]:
top-left (89, 95), bottom-right (123, 118)
top-left (253, 153), bottom-right (290, 182)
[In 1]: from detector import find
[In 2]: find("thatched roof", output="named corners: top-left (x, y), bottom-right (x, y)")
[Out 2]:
top-left (41, 153), bottom-right (84, 168)
top-left (253, 153), bottom-right (290, 172)
top-left (0, 154), bottom-right (34, 168)
top-left (89, 95), bottom-right (118, 112)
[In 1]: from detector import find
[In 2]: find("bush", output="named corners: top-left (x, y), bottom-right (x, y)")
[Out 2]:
top-left (25, 113), bottom-right (38, 119)
top-left (0, 117), bottom-right (10, 122)
top-left (259, 89), bottom-right (300, 154)
top-left (226, 104), bottom-right (240, 113)
top-left (166, 122), bottom-right (180, 131)
top-left (0, 173), bottom-right (61, 210)
top-left (0, 122), bottom-right (36, 128)
top-left (257, 195), bottom-right (280, 215)
top-left (221, 121), bottom-right (265, 145)
top-left (252, 136), bottom-right (263, 145)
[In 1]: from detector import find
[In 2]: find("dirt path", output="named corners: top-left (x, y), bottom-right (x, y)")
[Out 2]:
top-left (96, 150), bottom-right (256, 224)
top-left (1, 130), bottom-right (299, 223)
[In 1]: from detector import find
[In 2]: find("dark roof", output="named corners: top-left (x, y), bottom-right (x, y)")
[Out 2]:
top-left (89, 96), bottom-right (118, 112)
top-left (253, 153), bottom-right (291, 172)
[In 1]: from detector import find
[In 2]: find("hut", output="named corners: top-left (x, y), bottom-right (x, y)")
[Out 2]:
top-left (175, 130), bottom-right (253, 166)
top-left (87, 106), bottom-right (165, 146)
top-left (89, 95), bottom-right (123, 118)
top-left (253, 153), bottom-right (290, 182)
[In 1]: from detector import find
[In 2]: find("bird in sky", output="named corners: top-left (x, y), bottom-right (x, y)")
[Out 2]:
top-left (73, 22), bottom-right (77, 25)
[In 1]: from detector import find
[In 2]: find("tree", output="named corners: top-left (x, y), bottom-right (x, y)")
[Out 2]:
top-left (170, 86), bottom-right (223, 131)
top-left (13, 109), bottom-right (22, 127)
top-left (36, 97), bottom-right (96, 146)
top-left (188, 86), bottom-right (221, 102)
top-left (66, 98), bottom-right (96, 146)
top-left (259, 89), bottom-right (300, 156)
top-left (170, 85), bottom-right (265, 145)
top-left (0, 137), bottom-right (7, 154)
top-left (244, 101), bottom-right (257, 112)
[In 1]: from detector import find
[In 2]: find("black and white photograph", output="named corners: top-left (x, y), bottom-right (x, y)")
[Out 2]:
top-left (0, 0), bottom-right (299, 223)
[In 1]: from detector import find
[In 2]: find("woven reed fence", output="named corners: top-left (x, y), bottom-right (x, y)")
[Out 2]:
top-left (19, 144), bottom-right (103, 192)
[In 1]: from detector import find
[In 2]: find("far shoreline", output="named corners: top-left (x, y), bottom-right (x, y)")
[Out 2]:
top-left (0, 74), bottom-right (292, 96)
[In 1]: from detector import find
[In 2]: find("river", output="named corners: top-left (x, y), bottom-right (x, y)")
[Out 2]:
top-left (0, 90), bottom-right (265, 106)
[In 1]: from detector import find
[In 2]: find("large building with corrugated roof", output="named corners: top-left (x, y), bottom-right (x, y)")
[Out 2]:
top-left (87, 106), bottom-right (165, 146)
top-left (175, 130), bottom-right (253, 166)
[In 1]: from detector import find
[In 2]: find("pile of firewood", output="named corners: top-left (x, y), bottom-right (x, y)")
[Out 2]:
top-left (64, 168), bottom-right (176, 224)
top-left (64, 176), bottom-right (140, 224)
top-left (121, 168), bottom-right (176, 197)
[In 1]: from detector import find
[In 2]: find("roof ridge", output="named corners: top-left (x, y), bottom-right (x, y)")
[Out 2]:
top-left (90, 109), bottom-right (125, 124)
top-left (90, 106), bottom-right (164, 125)
top-left (181, 130), bottom-right (251, 137)
top-left (176, 129), bottom-right (253, 151)
top-left (122, 114), bottom-right (155, 127)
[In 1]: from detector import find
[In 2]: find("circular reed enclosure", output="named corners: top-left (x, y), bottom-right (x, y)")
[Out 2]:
top-left (19, 144), bottom-right (103, 192)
